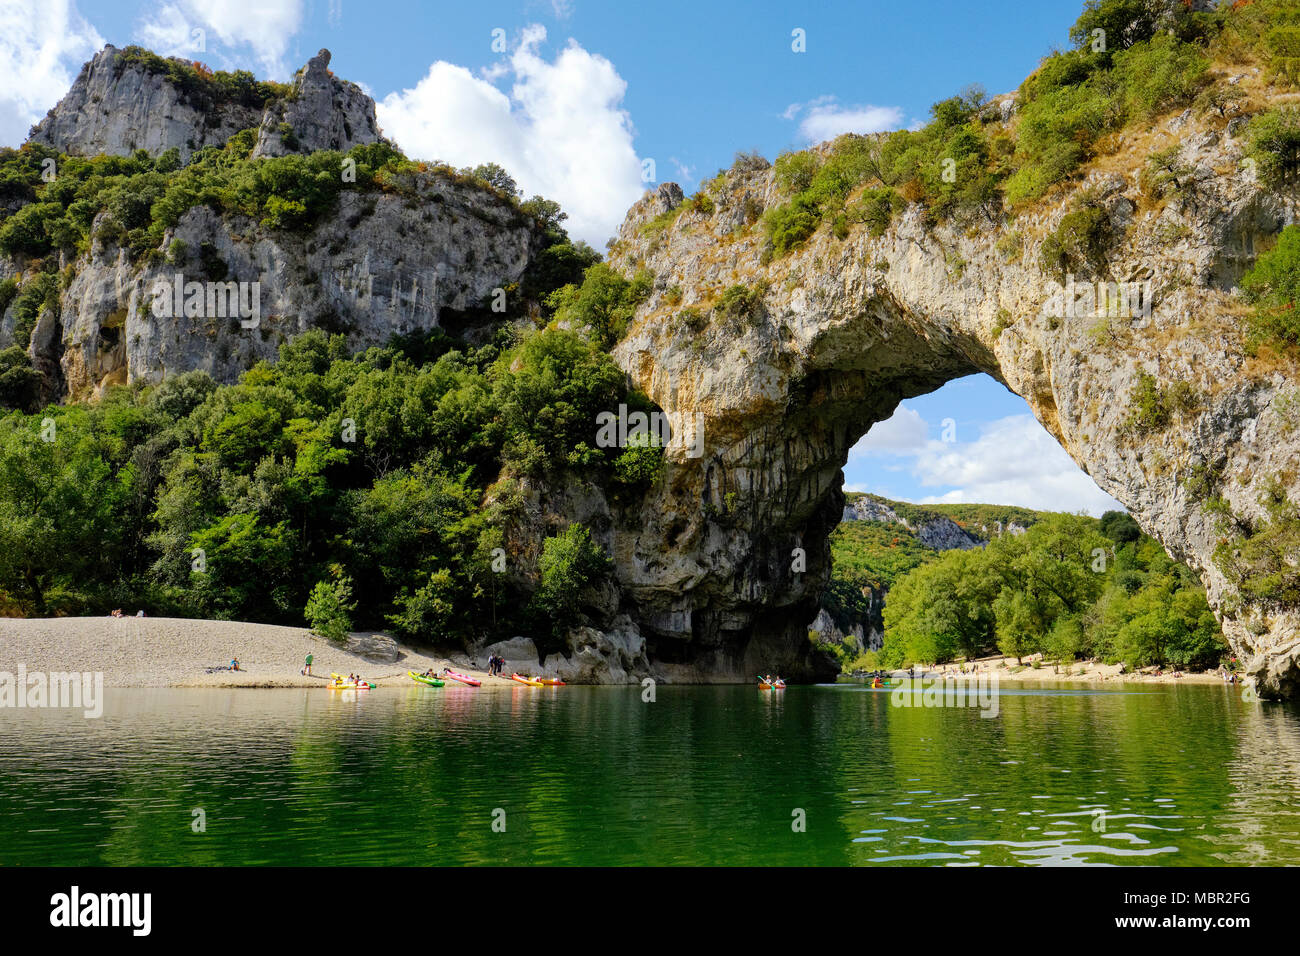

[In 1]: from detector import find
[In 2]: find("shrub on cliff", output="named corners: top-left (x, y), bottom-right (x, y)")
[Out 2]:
top-left (1124, 372), bottom-right (1198, 435)
top-left (546, 263), bottom-right (652, 349)
top-left (1241, 224), bottom-right (1300, 348)
top-left (0, 347), bottom-right (41, 413)
top-left (116, 46), bottom-right (291, 110)
top-left (1246, 106), bottom-right (1300, 187)
top-left (531, 523), bottom-right (611, 624)
top-left (1214, 477), bottom-right (1300, 607)
top-left (1007, 5), bottom-right (1208, 206)
top-left (7, 272), bottom-right (59, 350)
top-left (1038, 202), bottom-right (1112, 281)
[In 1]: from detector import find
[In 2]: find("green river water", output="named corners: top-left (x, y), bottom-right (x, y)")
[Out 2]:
top-left (2, 681), bottom-right (1298, 866)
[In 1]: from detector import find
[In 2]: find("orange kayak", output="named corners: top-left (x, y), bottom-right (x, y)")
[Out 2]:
top-left (511, 673), bottom-right (543, 686)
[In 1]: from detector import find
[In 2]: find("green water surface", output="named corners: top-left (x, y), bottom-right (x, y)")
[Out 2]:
top-left (1, 681), bottom-right (1298, 865)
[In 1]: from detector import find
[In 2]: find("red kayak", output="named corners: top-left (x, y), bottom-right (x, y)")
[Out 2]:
top-left (442, 669), bottom-right (481, 687)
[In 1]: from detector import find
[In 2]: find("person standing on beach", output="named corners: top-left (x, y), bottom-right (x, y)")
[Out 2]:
top-left (304, 652), bottom-right (313, 676)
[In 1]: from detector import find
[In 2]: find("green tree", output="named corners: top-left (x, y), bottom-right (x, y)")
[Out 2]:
top-left (531, 524), bottom-right (611, 624)
top-left (305, 564), bottom-right (356, 641)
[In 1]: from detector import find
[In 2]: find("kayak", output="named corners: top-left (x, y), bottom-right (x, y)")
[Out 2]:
top-left (511, 673), bottom-right (544, 687)
top-left (442, 669), bottom-right (480, 687)
top-left (537, 678), bottom-right (566, 686)
top-left (329, 679), bottom-right (374, 689)
top-left (409, 671), bottom-right (445, 687)
top-left (758, 680), bottom-right (787, 690)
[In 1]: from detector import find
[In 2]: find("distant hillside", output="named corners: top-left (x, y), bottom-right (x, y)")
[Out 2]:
top-left (843, 492), bottom-right (1040, 542)
top-left (818, 494), bottom-right (1086, 668)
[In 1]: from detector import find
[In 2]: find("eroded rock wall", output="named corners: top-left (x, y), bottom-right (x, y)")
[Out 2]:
top-left (608, 109), bottom-right (1300, 694)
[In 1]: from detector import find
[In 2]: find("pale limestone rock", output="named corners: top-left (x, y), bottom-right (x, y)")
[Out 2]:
top-left (608, 105), bottom-right (1300, 695)
top-left (30, 45), bottom-right (262, 162)
top-left (251, 49), bottom-right (380, 159)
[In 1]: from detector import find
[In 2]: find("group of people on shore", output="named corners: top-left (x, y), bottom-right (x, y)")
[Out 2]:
top-left (486, 654), bottom-right (505, 676)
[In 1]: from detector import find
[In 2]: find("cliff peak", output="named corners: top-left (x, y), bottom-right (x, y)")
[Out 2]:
top-left (28, 44), bottom-right (381, 163)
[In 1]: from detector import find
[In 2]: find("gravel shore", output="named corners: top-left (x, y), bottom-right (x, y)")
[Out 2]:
top-left (0, 617), bottom-right (512, 688)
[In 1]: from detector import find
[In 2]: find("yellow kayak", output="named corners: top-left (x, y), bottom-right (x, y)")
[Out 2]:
top-left (511, 673), bottom-right (543, 686)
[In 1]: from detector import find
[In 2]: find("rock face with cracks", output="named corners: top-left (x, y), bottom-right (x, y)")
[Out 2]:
top-left (607, 111), bottom-right (1300, 696)
top-left (30, 45), bottom-right (380, 164)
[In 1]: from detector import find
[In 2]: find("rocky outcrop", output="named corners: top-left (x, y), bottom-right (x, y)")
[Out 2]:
top-left (607, 101), bottom-right (1300, 696)
top-left (344, 631), bottom-right (401, 662)
top-left (30, 45), bottom-right (260, 162)
top-left (30, 45), bottom-right (381, 164)
top-left (466, 625), bottom-right (650, 684)
top-left (251, 49), bottom-right (379, 159)
top-left (810, 605), bottom-right (879, 655)
top-left (841, 496), bottom-right (981, 550)
top-left (42, 179), bottom-right (539, 399)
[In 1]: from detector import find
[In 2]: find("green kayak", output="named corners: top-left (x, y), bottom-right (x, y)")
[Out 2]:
top-left (409, 671), bottom-right (445, 687)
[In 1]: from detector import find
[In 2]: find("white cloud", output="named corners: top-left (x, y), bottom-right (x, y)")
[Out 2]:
top-left (851, 405), bottom-right (929, 455)
top-left (376, 25), bottom-right (644, 248)
top-left (551, 0), bottom-right (575, 19)
top-left (785, 96), bottom-right (903, 144)
top-left (0, 0), bottom-right (103, 147)
top-left (850, 414), bottom-right (1124, 516)
top-left (136, 0), bottom-right (304, 77)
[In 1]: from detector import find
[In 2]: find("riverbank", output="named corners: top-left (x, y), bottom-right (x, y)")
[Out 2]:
top-left (900, 652), bottom-right (1229, 686)
top-left (0, 616), bottom-right (517, 688)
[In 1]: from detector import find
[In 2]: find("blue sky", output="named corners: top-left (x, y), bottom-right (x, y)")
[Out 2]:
top-left (0, 0), bottom-right (1123, 514)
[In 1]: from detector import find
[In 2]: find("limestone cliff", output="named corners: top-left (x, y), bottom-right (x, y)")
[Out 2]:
top-left (841, 495), bottom-right (981, 551)
top-left (6, 47), bottom-right (538, 401)
top-left (29, 45), bottom-right (380, 163)
top-left (607, 98), bottom-right (1300, 695)
top-left (48, 183), bottom-right (539, 400)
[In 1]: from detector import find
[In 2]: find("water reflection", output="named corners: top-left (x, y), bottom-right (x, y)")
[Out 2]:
top-left (0, 683), bottom-right (1297, 865)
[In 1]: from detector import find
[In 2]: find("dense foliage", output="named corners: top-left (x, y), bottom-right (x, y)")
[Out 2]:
top-left (0, 326), bottom-right (659, 648)
top-left (876, 511), bottom-right (1226, 671)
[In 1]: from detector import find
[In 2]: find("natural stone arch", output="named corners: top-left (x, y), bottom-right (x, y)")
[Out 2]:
top-left (608, 139), bottom-right (1300, 696)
